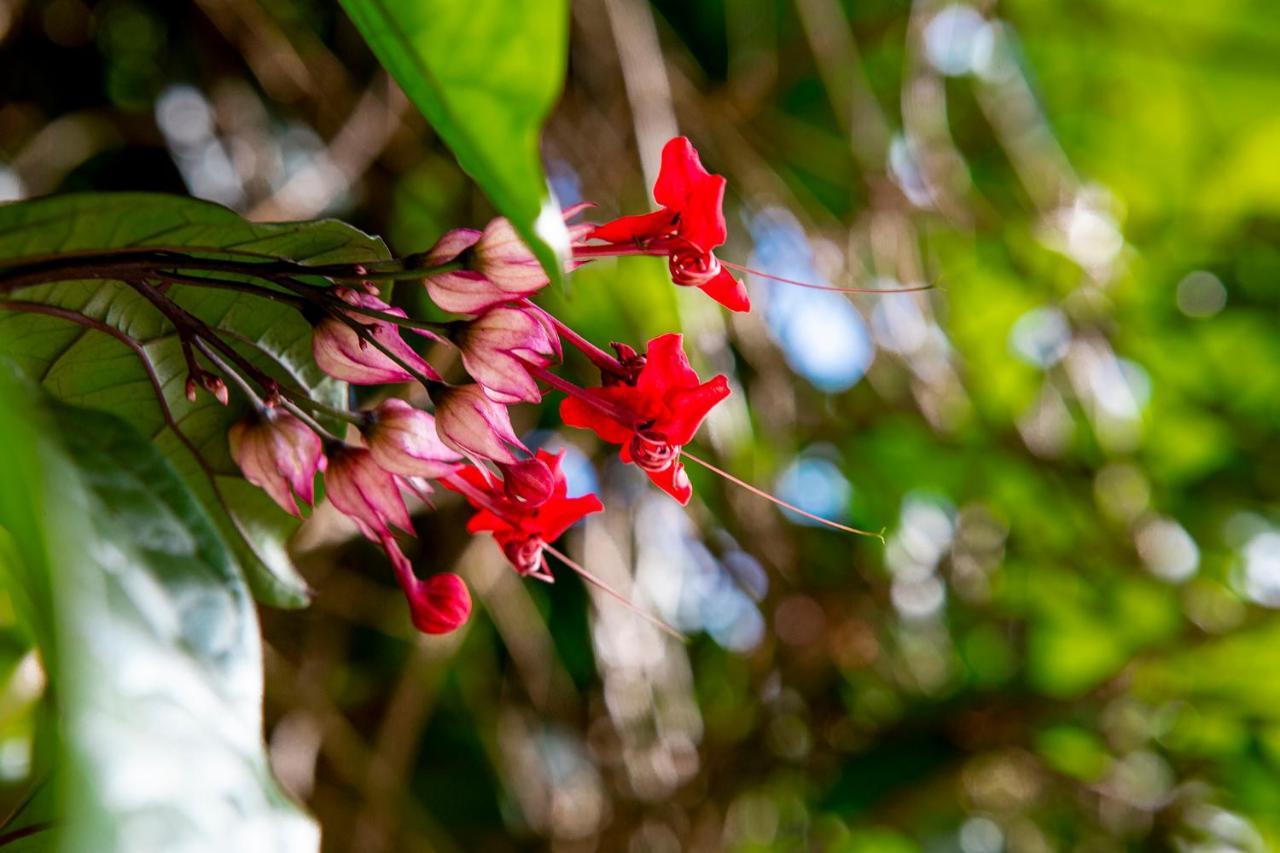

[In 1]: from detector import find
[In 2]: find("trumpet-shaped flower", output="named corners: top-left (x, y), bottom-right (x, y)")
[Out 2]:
top-left (559, 333), bottom-right (729, 504)
top-left (586, 137), bottom-right (749, 312)
top-left (423, 205), bottom-right (594, 315)
top-left (433, 384), bottom-right (527, 466)
top-left (324, 445), bottom-right (413, 541)
top-left (443, 450), bottom-right (603, 578)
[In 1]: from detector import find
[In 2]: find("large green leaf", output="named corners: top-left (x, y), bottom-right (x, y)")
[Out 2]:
top-left (338, 0), bottom-right (571, 283)
top-left (0, 379), bottom-right (316, 850)
top-left (0, 193), bottom-right (392, 607)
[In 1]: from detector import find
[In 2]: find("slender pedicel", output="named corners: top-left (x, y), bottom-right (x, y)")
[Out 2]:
top-left (192, 338), bottom-right (342, 441)
top-left (679, 448), bottom-right (885, 542)
top-left (523, 301), bottom-right (627, 379)
top-left (523, 362), bottom-right (640, 427)
top-left (541, 543), bottom-right (686, 641)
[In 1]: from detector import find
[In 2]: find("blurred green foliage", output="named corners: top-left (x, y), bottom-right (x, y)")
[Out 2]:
top-left (0, 0), bottom-right (1278, 850)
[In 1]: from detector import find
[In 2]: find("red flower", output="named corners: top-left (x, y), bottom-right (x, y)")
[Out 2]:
top-left (443, 450), bottom-right (603, 579)
top-left (587, 137), bottom-right (749, 313)
top-left (558, 333), bottom-right (729, 504)
top-left (383, 540), bottom-right (472, 635)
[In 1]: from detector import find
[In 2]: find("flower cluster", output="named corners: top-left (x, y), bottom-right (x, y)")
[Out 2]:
top-left (226, 136), bottom-right (872, 636)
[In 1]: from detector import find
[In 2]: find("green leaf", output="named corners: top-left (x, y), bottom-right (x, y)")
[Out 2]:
top-left (36, 395), bottom-right (314, 850)
top-left (338, 0), bottom-right (571, 283)
top-left (0, 193), bottom-right (392, 607)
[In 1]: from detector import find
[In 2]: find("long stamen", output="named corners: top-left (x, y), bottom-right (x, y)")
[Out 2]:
top-left (720, 261), bottom-right (937, 295)
top-left (679, 448), bottom-right (885, 542)
top-left (541, 543), bottom-right (686, 641)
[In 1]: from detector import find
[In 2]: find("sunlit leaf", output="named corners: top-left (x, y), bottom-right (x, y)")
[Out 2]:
top-left (0, 194), bottom-right (391, 607)
top-left (338, 0), bottom-right (570, 283)
top-left (2, 390), bottom-right (316, 850)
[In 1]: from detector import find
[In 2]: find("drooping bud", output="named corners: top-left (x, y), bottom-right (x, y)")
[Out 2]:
top-left (363, 399), bottom-right (462, 480)
top-left (433, 384), bottom-right (526, 465)
top-left (312, 290), bottom-right (441, 385)
top-left (409, 572), bottom-right (473, 634)
top-left (497, 455), bottom-right (555, 506)
top-left (325, 445), bottom-right (413, 540)
top-left (383, 536), bottom-right (472, 634)
top-left (228, 410), bottom-right (326, 517)
top-left (422, 228), bottom-right (514, 315)
top-left (455, 303), bottom-right (561, 404)
top-left (471, 217), bottom-right (550, 293)
top-left (422, 207), bottom-right (595, 316)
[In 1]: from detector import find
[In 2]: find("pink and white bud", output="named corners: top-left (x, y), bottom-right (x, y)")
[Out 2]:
top-left (422, 209), bottom-right (595, 315)
top-left (497, 456), bottom-right (556, 506)
top-left (471, 217), bottom-right (551, 293)
top-left (325, 445), bottom-right (413, 541)
top-left (423, 227), bottom-right (514, 315)
top-left (228, 411), bottom-right (325, 517)
top-left (424, 227), bottom-right (482, 266)
top-left (456, 304), bottom-right (561, 404)
top-left (383, 536), bottom-right (472, 634)
top-left (433, 384), bottom-right (525, 465)
top-left (363, 398), bottom-right (462, 480)
top-left (312, 290), bottom-right (440, 385)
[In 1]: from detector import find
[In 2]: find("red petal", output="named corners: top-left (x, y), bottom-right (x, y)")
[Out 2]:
top-left (653, 137), bottom-right (727, 250)
top-left (533, 493), bottom-right (604, 542)
top-left (465, 509), bottom-right (511, 535)
top-left (697, 268), bottom-right (750, 312)
top-left (644, 459), bottom-right (693, 505)
top-left (589, 208), bottom-right (678, 245)
top-left (559, 394), bottom-right (634, 445)
top-left (635, 333), bottom-right (699, 395)
top-left (660, 375), bottom-right (731, 446)
top-left (653, 137), bottom-right (708, 208)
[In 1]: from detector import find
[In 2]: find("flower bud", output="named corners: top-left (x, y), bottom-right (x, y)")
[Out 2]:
top-left (228, 411), bottom-right (325, 517)
top-left (408, 572), bottom-right (473, 634)
top-left (424, 227), bottom-right (482, 266)
top-left (497, 456), bottom-right (555, 506)
top-left (471, 217), bottom-right (549, 293)
top-left (312, 290), bottom-right (440, 385)
top-left (422, 209), bottom-right (595, 315)
top-left (383, 536), bottom-right (472, 634)
top-left (433, 384), bottom-right (525, 465)
top-left (325, 445), bottom-right (412, 540)
top-left (363, 399), bottom-right (462, 480)
top-left (423, 227), bottom-right (516, 315)
top-left (456, 304), bottom-right (560, 404)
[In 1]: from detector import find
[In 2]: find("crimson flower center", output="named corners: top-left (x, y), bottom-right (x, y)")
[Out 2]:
top-left (668, 244), bottom-right (721, 287)
top-left (503, 535), bottom-right (545, 576)
top-left (629, 431), bottom-right (679, 472)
